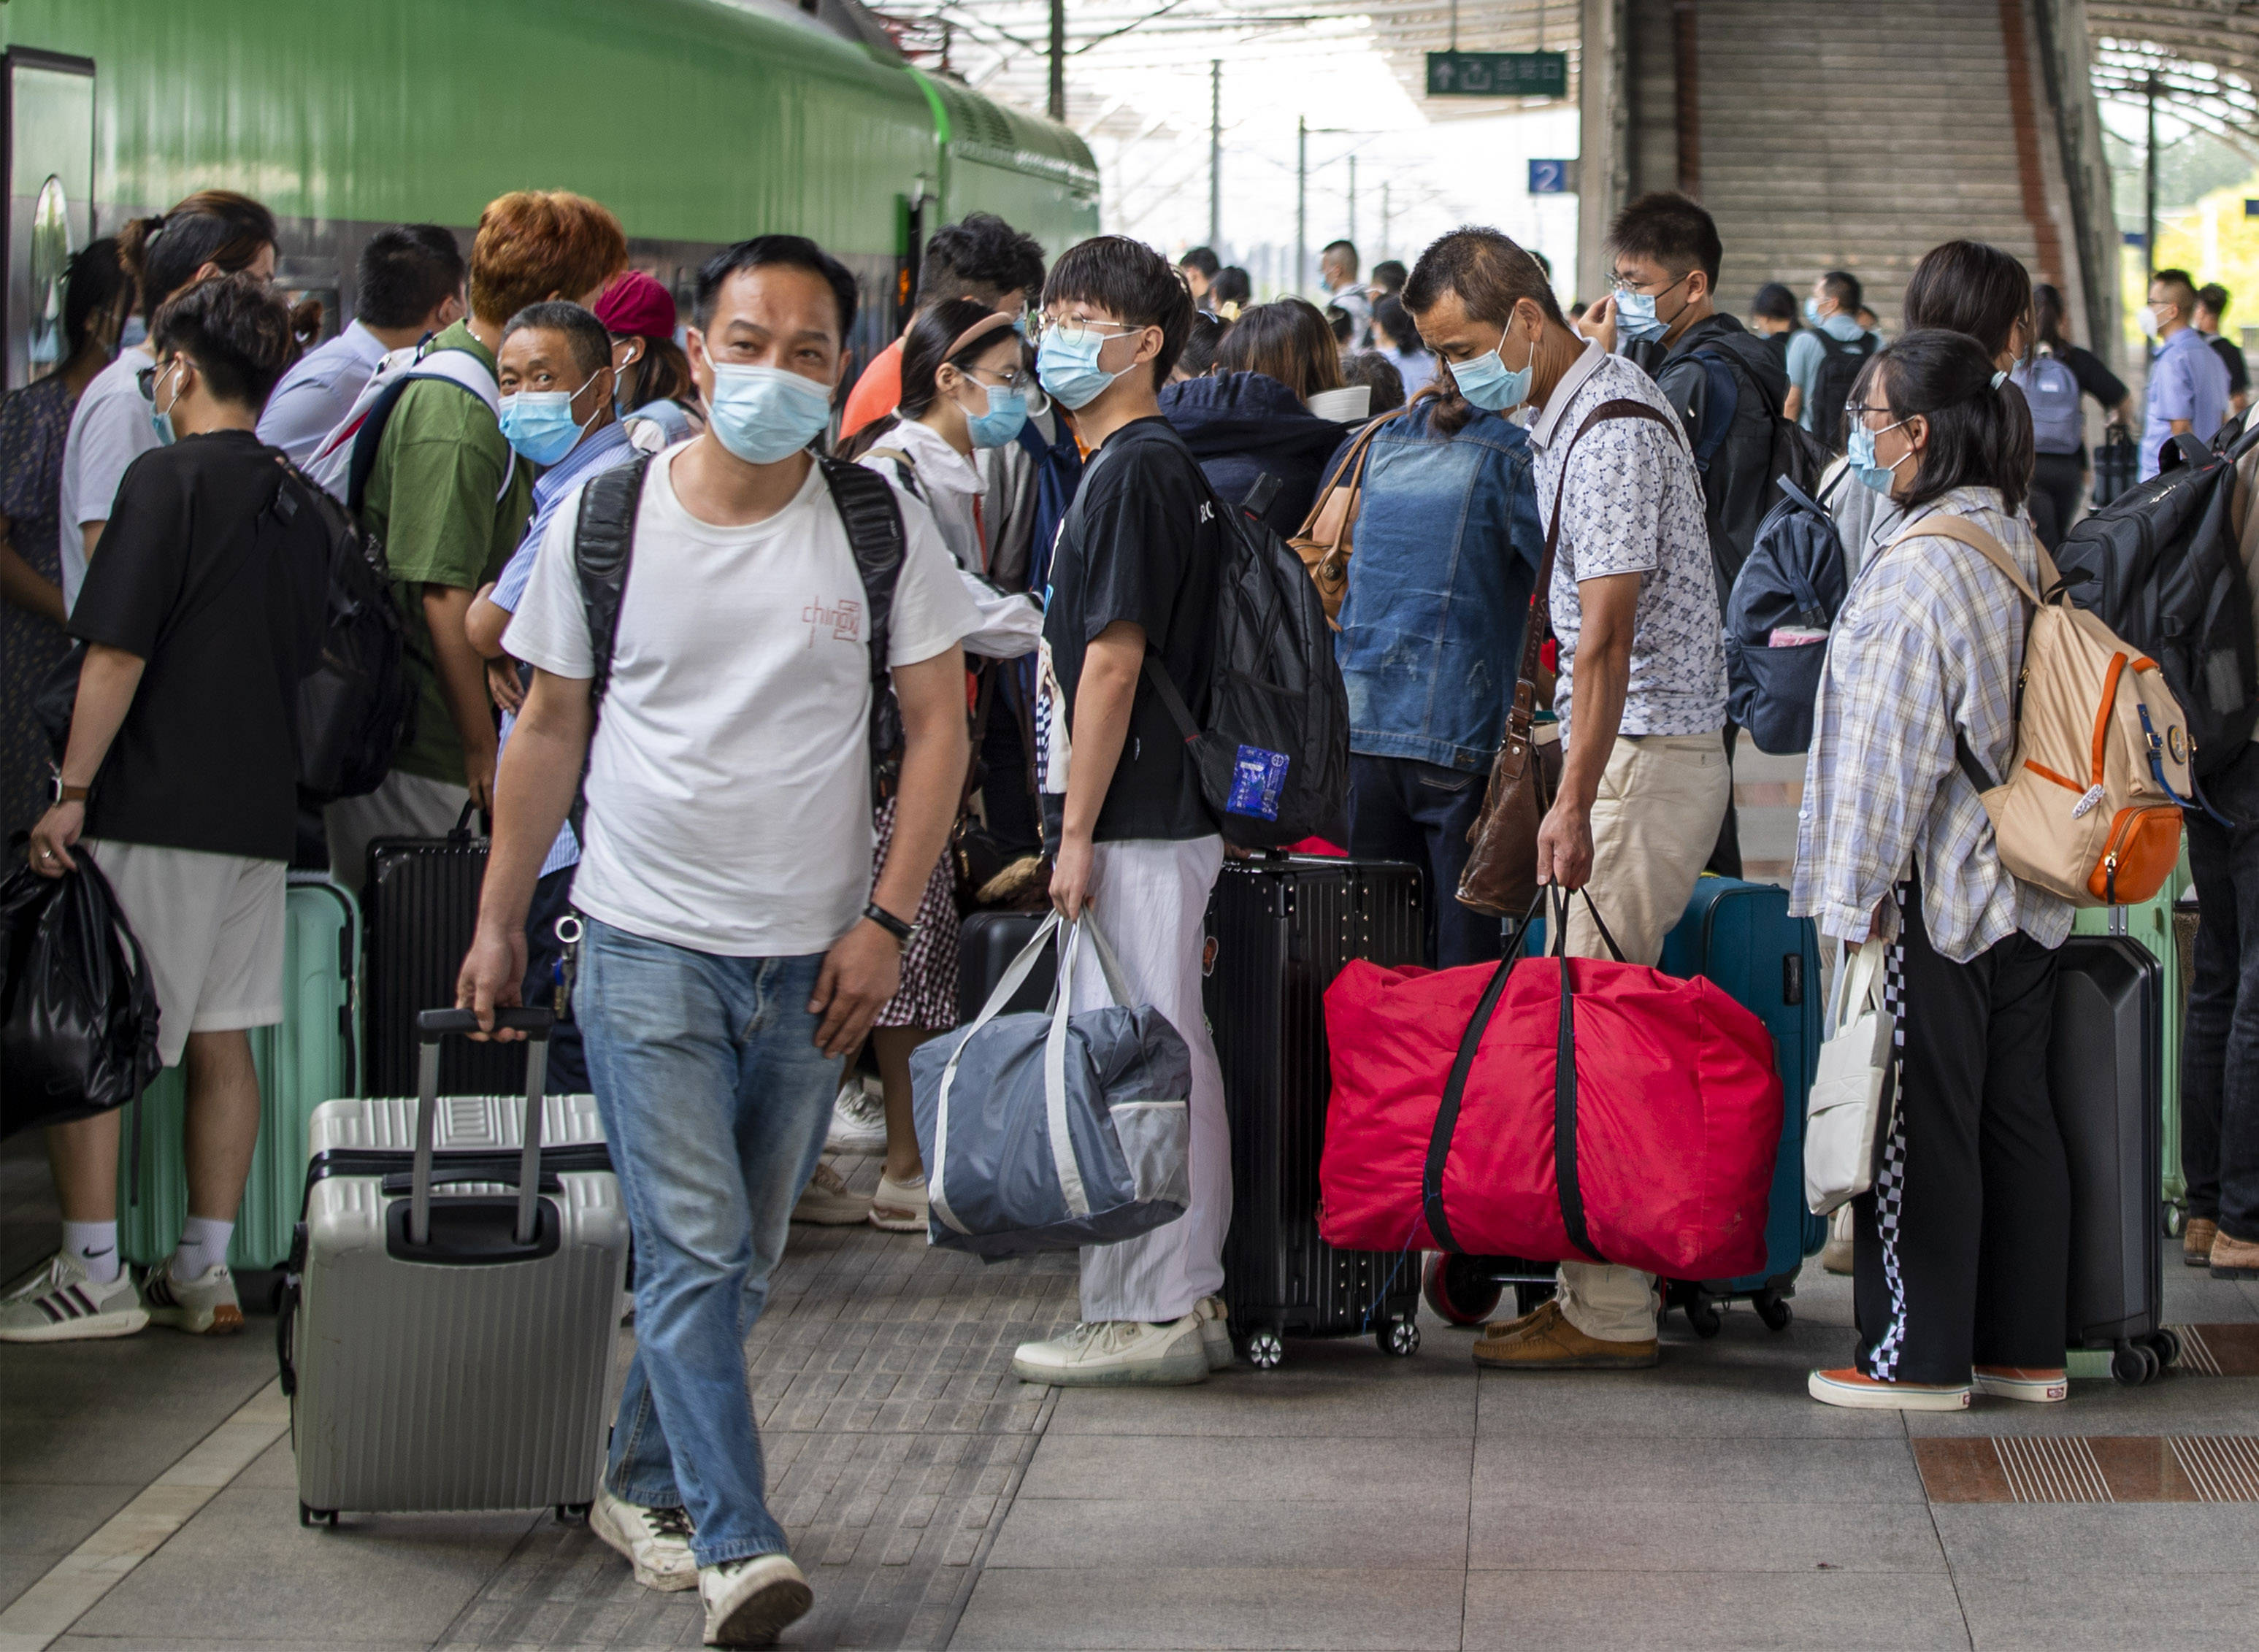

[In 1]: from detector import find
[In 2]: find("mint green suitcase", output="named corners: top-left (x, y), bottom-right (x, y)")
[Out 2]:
top-left (118, 876), bottom-right (359, 1270)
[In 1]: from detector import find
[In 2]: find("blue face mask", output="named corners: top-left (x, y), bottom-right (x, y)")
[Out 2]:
top-left (1612, 274), bottom-right (1685, 347)
top-left (147, 358), bottom-right (183, 447)
top-left (1846, 418), bottom-right (1910, 493)
top-left (1803, 296), bottom-right (1823, 325)
top-left (705, 360), bottom-right (835, 464)
top-left (498, 370), bottom-right (602, 466)
top-left (1036, 326), bottom-right (1132, 410)
top-left (1451, 324), bottom-right (1533, 412)
top-left (963, 383), bottom-right (1029, 449)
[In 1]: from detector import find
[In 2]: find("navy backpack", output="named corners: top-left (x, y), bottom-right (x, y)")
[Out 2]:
top-left (1725, 477), bottom-right (1849, 755)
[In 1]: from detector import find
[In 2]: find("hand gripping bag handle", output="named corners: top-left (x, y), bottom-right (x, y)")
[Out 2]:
top-left (1422, 885), bottom-right (1623, 1257)
top-left (928, 913), bottom-right (1134, 1235)
top-left (411, 1006), bottom-right (553, 1245)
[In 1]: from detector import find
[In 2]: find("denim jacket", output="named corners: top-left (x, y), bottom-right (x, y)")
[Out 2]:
top-left (1333, 400), bottom-right (1543, 771)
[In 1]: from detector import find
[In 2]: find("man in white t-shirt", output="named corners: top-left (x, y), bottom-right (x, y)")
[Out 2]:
top-left (1406, 227), bottom-right (1729, 1375)
top-left (456, 237), bottom-right (975, 1647)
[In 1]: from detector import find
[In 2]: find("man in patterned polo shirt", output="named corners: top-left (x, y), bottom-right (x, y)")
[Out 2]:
top-left (1403, 226), bottom-right (1730, 1372)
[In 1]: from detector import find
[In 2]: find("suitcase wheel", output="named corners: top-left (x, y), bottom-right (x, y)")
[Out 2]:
top-left (1376, 1315), bottom-right (1421, 1358)
top-left (2110, 1340), bottom-right (2163, 1386)
top-left (2150, 1328), bottom-right (2183, 1369)
top-left (555, 1502), bottom-right (592, 1525)
top-left (1422, 1253), bottom-right (1504, 1326)
top-left (1242, 1326), bottom-right (1285, 1371)
top-left (2163, 1202), bottom-right (2187, 1240)
top-left (1753, 1290), bottom-right (1793, 1332)
top-left (1681, 1290), bottom-right (1723, 1338)
top-left (299, 1504), bottom-right (337, 1529)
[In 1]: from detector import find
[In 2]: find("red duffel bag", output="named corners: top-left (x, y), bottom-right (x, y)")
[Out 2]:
top-left (1319, 889), bottom-right (1781, 1279)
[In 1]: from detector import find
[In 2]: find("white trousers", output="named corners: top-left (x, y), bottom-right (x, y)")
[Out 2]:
top-left (1071, 834), bottom-right (1229, 1323)
top-left (1554, 731), bottom-right (1730, 1342)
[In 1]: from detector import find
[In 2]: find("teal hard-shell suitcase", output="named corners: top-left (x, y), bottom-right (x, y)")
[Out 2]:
top-left (118, 875), bottom-right (358, 1269)
top-left (1656, 875), bottom-right (1827, 1333)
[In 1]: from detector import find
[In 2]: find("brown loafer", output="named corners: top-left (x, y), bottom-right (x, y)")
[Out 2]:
top-left (2209, 1230), bottom-right (2259, 1279)
top-left (1470, 1299), bottom-right (1658, 1371)
top-left (2185, 1218), bottom-right (2219, 1268)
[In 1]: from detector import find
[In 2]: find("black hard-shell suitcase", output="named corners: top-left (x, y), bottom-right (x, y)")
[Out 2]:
top-left (2050, 934), bottom-right (2177, 1385)
top-left (957, 910), bottom-right (1056, 1025)
top-left (1204, 855), bottom-right (1425, 1369)
top-left (364, 817), bottom-right (525, 1098)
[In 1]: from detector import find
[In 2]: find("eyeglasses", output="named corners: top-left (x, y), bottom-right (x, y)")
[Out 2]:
top-left (1608, 270), bottom-right (1691, 298)
top-left (135, 361), bottom-right (169, 402)
top-left (965, 360), bottom-right (1038, 394)
top-left (1843, 402), bottom-right (1891, 420)
top-left (1030, 315), bottom-right (1137, 348)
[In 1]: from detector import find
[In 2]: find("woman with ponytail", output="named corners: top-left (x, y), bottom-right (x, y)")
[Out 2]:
top-left (57, 191), bottom-right (281, 611)
top-left (1795, 326), bottom-right (2072, 1413)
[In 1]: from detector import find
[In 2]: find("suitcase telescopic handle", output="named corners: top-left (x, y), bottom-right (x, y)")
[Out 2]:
top-left (410, 1007), bottom-right (555, 1248)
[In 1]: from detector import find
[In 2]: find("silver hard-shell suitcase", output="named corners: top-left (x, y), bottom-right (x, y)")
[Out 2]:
top-left (280, 1007), bottom-right (629, 1524)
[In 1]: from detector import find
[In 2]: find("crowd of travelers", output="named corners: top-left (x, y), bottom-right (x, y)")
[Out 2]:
top-left (1, 174), bottom-right (2254, 1644)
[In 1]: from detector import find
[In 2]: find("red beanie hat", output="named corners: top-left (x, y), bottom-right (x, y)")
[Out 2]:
top-left (595, 270), bottom-right (677, 340)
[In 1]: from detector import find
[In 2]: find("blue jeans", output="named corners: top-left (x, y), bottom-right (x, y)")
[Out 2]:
top-left (575, 919), bottom-right (839, 1567)
top-left (2183, 742), bottom-right (2259, 1239)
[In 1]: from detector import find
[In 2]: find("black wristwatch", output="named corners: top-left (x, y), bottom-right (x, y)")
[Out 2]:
top-left (863, 902), bottom-right (919, 949)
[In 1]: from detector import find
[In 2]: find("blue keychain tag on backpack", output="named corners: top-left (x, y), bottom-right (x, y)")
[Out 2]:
top-left (1226, 745), bottom-right (1291, 820)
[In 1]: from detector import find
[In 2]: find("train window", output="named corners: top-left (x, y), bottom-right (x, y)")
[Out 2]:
top-left (5, 49), bottom-right (96, 390)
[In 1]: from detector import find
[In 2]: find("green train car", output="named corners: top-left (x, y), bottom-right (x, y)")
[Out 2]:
top-left (0, 0), bottom-right (1100, 385)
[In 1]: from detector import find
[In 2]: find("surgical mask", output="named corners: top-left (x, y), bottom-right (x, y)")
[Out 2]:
top-left (962, 383), bottom-right (1029, 449)
top-left (1451, 324), bottom-right (1533, 412)
top-left (148, 359), bottom-right (183, 447)
top-left (498, 370), bottom-right (603, 466)
top-left (1846, 418), bottom-right (1911, 493)
top-left (704, 361), bottom-right (835, 464)
top-left (1613, 274), bottom-right (1685, 347)
top-left (1036, 327), bottom-right (1133, 410)
top-left (1803, 296), bottom-right (1823, 325)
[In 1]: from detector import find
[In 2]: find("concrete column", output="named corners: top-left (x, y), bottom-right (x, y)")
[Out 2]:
top-left (1576, 0), bottom-right (1628, 303)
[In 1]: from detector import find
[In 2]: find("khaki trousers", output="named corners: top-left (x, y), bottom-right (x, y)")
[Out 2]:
top-left (1555, 730), bottom-right (1732, 1342)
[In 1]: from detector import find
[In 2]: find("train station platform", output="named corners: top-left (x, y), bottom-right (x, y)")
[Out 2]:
top-left (4, 756), bottom-right (2256, 1652)
top-left (4, 1144), bottom-right (2258, 1652)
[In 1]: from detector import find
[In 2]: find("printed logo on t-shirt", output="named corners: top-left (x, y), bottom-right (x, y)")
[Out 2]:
top-left (802, 595), bottom-right (863, 648)
top-left (1197, 500), bottom-right (1215, 524)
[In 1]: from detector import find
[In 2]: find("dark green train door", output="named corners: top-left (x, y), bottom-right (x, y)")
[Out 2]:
top-left (4, 47), bottom-right (94, 389)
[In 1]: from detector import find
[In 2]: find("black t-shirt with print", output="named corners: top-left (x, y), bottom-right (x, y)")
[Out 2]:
top-left (1043, 415), bottom-right (1225, 842)
top-left (69, 430), bottom-right (327, 861)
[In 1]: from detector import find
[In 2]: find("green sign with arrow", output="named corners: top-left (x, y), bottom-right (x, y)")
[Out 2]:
top-left (1424, 50), bottom-right (1568, 99)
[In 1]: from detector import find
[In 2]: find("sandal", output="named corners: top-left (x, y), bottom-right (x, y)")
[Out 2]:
top-left (869, 1172), bottom-right (929, 1232)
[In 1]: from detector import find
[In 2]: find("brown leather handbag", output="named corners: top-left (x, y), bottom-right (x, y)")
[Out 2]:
top-left (1289, 410), bottom-right (1403, 625)
top-left (1458, 397), bottom-right (1684, 916)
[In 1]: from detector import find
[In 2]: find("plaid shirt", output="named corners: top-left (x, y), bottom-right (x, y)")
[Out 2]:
top-left (1790, 485), bottom-right (2074, 963)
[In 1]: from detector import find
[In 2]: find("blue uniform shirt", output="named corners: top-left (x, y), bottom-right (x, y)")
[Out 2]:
top-left (2141, 326), bottom-right (2231, 480)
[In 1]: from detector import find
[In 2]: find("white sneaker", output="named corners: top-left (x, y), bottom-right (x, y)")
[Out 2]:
top-left (0, 1251), bottom-right (147, 1343)
top-left (824, 1077), bottom-right (887, 1156)
top-left (1194, 1295), bottom-right (1233, 1369)
top-left (1012, 1315), bottom-right (1211, 1387)
top-left (791, 1161), bottom-right (870, 1226)
top-left (699, 1553), bottom-right (813, 1645)
top-left (868, 1172), bottom-right (927, 1232)
top-left (590, 1488), bottom-right (697, 1591)
top-left (142, 1261), bottom-right (244, 1335)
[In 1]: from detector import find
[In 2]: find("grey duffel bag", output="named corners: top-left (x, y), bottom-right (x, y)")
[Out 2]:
top-left (910, 912), bottom-right (1192, 1259)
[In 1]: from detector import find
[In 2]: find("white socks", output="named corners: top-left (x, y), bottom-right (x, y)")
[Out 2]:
top-left (61, 1221), bottom-right (120, 1286)
top-left (172, 1216), bottom-right (234, 1283)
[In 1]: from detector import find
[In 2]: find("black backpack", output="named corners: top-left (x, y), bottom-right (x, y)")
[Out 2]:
top-left (1810, 329), bottom-right (1879, 453)
top-left (275, 466), bottom-right (415, 801)
top-left (569, 452), bottom-right (908, 801)
top-left (2054, 429), bottom-right (2259, 780)
top-left (1724, 476), bottom-right (1849, 756)
top-left (1680, 347), bottom-right (1828, 602)
top-left (1137, 472), bottom-right (1349, 849)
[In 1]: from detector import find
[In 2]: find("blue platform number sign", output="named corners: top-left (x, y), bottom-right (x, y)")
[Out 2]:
top-left (1425, 50), bottom-right (1568, 99)
top-left (1226, 745), bottom-right (1291, 821)
top-left (1528, 159), bottom-right (1570, 195)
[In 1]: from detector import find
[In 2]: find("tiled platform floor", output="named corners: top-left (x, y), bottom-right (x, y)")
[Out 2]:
top-left (6, 1118), bottom-right (2258, 1652)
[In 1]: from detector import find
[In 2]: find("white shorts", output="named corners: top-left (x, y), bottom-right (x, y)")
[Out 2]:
top-left (83, 840), bottom-right (287, 1067)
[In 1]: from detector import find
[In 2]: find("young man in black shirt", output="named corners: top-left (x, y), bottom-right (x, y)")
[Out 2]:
top-left (7, 274), bottom-right (324, 1345)
top-left (1018, 236), bottom-right (1232, 1387)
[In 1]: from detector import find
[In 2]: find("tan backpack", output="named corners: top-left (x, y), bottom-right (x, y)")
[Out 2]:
top-left (1898, 515), bottom-right (2191, 907)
